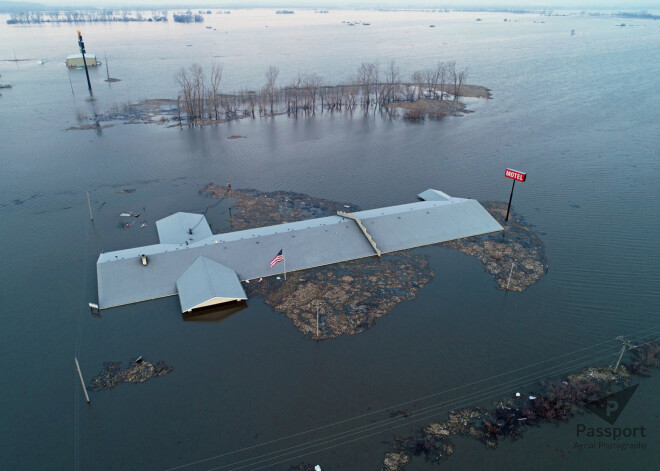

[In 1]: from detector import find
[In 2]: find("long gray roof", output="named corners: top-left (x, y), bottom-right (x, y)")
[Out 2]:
top-left (97, 190), bottom-right (502, 309)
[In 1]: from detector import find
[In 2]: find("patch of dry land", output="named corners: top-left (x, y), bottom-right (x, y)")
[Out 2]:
top-left (201, 185), bottom-right (545, 339)
top-left (388, 84), bottom-right (491, 120)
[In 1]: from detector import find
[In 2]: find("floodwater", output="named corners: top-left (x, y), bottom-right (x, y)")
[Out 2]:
top-left (1, 9), bottom-right (659, 471)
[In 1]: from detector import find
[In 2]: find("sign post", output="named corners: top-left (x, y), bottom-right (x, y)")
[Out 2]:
top-left (504, 168), bottom-right (526, 222)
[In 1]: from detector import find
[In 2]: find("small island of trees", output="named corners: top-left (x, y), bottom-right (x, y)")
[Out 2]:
top-left (174, 60), bottom-right (482, 125)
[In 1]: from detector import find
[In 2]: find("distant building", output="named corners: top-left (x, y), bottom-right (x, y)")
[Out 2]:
top-left (66, 54), bottom-right (99, 68)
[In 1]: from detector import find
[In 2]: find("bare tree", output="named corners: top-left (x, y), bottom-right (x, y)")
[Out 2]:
top-left (302, 73), bottom-right (323, 113)
top-left (411, 71), bottom-right (424, 100)
top-left (191, 64), bottom-right (204, 119)
top-left (264, 65), bottom-right (279, 115)
top-left (455, 69), bottom-right (467, 101)
top-left (436, 61), bottom-right (448, 100)
top-left (356, 62), bottom-right (379, 108)
top-left (446, 62), bottom-right (457, 101)
top-left (175, 67), bottom-right (194, 120)
top-left (380, 60), bottom-right (400, 105)
top-left (209, 62), bottom-right (223, 120)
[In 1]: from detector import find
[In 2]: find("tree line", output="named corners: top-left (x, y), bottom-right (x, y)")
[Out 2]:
top-left (6, 10), bottom-right (168, 24)
top-left (175, 60), bottom-right (469, 124)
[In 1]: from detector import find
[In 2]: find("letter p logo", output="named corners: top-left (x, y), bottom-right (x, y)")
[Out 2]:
top-left (584, 384), bottom-right (638, 425)
top-left (606, 400), bottom-right (619, 417)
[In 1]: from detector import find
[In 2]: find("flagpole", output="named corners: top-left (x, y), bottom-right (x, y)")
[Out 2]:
top-left (283, 247), bottom-right (287, 281)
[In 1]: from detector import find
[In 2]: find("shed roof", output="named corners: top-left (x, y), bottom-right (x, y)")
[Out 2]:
top-left (156, 212), bottom-right (212, 244)
top-left (66, 53), bottom-right (97, 60)
top-left (176, 257), bottom-right (247, 313)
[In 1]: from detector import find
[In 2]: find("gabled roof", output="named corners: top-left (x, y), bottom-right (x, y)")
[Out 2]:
top-left (97, 190), bottom-right (503, 310)
top-left (156, 212), bottom-right (212, 245)
top-left (176, 257), bottom-right (247, 313)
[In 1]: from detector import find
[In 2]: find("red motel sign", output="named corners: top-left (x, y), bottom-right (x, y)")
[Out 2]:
top-left (505, 168), bottom-right (527, 182)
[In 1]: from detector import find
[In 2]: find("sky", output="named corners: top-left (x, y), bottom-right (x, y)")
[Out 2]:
top-left (3, 0), bottom-right (660, 9)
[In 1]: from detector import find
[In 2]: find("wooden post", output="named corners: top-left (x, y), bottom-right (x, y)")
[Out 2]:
top-left (75, 357), bottom-right (90, 404)
top-left (87, 191), bottom-right (93, 221)
top-left (67, 68), bottom-right (75, 95)
top-left (506, 263), bottom-right (514, 290)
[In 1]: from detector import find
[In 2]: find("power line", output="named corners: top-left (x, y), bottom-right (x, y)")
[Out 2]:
top-left (228, 349), bottom-right (625, 471)
top-left (167, 325), bottom-right (660, 471)
top-left (74, 214), bottom-right (92, 471)
top-left (211, 346), bottom-right (625, 471)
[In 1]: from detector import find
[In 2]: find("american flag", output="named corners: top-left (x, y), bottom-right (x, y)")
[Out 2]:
top-left (270, 249), bottom-right (284, 268)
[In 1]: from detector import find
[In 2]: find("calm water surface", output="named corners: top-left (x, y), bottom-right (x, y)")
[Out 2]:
top-left (1, 9), bottom-right (659, 470)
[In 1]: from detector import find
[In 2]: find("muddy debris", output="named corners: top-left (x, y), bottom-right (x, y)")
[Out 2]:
top-left (246, 252), bottom-right (433, 339)
top-left (87, 359), bottom-right (173, 391)
top-left (202, 185), bottom-right (433, 340)
top-left (201, 184), bottom-right (356, 231)
top-left (288, 464), bottom-right (317, 471)
top-left (443, 201), bottom-right (547, 292)
top-left (382, 452), bottom-right (411, 471)
top-left (200, 185), bottom-right (545, 338)
top-left (383, 338), bottom-right (660, 469)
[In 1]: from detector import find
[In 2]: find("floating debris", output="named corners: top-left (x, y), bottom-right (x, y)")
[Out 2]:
top-left (87, 359), bottom-right (173, 391)
top-left (383, 338), bottom-right (660, 468)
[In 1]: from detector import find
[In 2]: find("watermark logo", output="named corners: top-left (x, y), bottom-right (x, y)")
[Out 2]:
top-left (583, 384), bottom-right (639, 425)
top-left (574, 384), bottom-right (648, 451)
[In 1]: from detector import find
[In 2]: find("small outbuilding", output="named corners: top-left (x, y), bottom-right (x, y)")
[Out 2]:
top-left (66, 54), bottom-right (99, 67)
top-left (176, 257), bottom-right (247, 313)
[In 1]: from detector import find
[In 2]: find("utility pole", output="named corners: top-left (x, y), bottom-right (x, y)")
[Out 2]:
top-left (506, 262), bottom-right (515, 290)
top-left (77, 30), bottom-right (92, 94)
top-left (75, 357), bottom-right (91, 404)
top-left (87, 191), bottom-right (93, 221)
top-left (613, 336), bottom-right (633, 373)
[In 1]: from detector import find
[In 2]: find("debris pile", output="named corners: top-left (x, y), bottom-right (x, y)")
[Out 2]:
top-left (443, 201), bottom-right (547, 291)
top-left (246, 253), bottom-right (433, 339)
top-left (87, 359), bottom-right (173, 391)
top-left (382, 338), bottom-right (660, 469)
